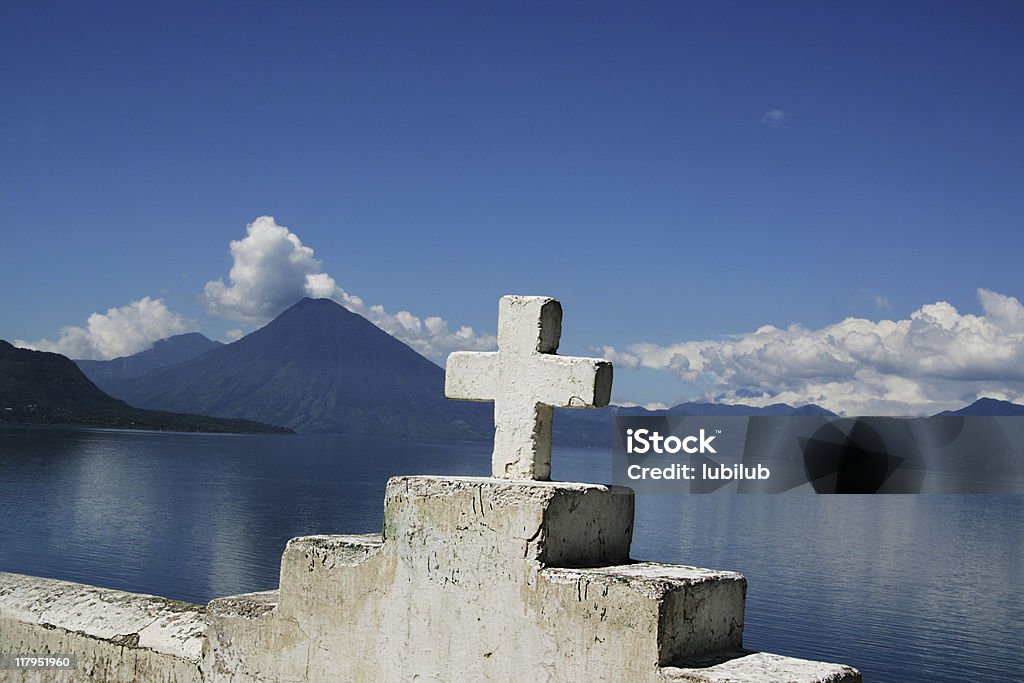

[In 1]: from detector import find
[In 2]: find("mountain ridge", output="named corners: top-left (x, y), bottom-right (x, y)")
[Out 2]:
top-left (76, 332), bottom-right (222, 392)
top-left (104, 298), bottom-right (492, 439)
top-left (936, 397), bottom-right (1024, 417)
top-left (0, 340), bottom-right (291, 433)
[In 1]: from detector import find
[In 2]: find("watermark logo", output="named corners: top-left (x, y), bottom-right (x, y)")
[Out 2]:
top-left (613, 415), bottom-right (1024, 494)
top-left (625, 428), bottom-right (717, 454)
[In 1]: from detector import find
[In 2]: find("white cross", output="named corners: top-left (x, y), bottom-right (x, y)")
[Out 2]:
top-left (445, 295), bottom-right (613, 480)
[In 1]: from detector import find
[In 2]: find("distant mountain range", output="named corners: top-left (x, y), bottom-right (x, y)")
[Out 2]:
top-left (937, 397), bottom-right (1024, 417)
top-left (16, 297), bottom-right (1020, 443)
top-left (75, 332), bottom-right (221, 392)
top-left (93, 298), bottom-right (492, 440)
top-left (0, 341), bottom-right (290, 433)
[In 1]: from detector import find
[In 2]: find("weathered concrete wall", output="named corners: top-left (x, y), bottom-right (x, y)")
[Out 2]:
top-left (0, 573), bottom-right (205, 683)
top-left (1, 476), bottom-right (861, 682)
top-left (206, 477), bottom-right (648, 681)
top-left (203, 476), bottom-right (858, 682)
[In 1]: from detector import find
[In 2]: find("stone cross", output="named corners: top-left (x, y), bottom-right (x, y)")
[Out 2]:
top-left (445, 295), bottom-right (613, 480)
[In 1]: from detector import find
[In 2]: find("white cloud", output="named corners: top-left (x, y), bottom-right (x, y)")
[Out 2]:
top-left (224, 329), bottom-right (245, 342)
top-left (761, 109), bottom-right (790, 127)
top-left (203, 216), bottom-right (495, 360)
top-left (614, 401), bottom-right (670, 411)
top-left (594, 345), bottom-right (640, 369)
top-left (601, 289), bottom-right (1024, 416)
top-left (874, 295), bottom-right (891, 310)
top-left (202, 216), bottom-right (361, 322)
top-left (15, 297), bottom-right (196, 361)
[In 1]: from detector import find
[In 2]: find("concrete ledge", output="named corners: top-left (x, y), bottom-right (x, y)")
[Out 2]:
top-left (205, 590), bottom-right (278, 621)
top-left (543, 563), bottom-right (746, 664)
top-left (203, 590), bottom-right (289, 683)
top-left (383, 476), bottom-right (634, 567)
top-left (545, 562), bottom-right (746, 597)
top-left (0, 572), bottom-right (205, 682)
top-left (662, 650), bottom-right (862, 682)
top-left (283, 534), bottom-right (383, 572)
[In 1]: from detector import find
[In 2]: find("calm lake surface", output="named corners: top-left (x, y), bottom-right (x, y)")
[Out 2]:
top-left (0, 425), bottom-right (1020, 682)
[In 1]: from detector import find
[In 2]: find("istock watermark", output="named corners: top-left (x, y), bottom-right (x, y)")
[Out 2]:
top-left (611, 415), bottom-right (1024, 494)
top-left (624, 427), bottom-right (718, 454)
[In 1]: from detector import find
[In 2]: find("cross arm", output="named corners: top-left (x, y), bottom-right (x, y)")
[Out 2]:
top-left (445, 351), bottom-right (499, 401)
top-left (534, 355), bottom-right (613, 409)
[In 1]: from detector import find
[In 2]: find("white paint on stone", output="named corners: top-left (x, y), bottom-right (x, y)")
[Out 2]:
top-left (0, 572), bottom-right (205, 682)
top-left (446, 295), bottom-right (612, 480)
top-left (197, 476), bottom-right (858, 682)
top-left (662, 651), bottom-right (862, 682)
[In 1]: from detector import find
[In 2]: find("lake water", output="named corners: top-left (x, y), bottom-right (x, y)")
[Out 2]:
top-left (0, 425), bottom-right (1021, 682)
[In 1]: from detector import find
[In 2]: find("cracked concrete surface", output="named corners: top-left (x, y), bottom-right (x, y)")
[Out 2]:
top-left (1, 477), bottom-right (860, 682)
top-left (0, 572), bottom-right (205, 682)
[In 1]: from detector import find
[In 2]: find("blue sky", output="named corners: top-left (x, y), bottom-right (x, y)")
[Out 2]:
top-left (3, 1), bottom-right (1023, 415)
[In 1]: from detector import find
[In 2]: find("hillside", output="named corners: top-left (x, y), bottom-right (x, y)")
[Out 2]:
top-left (936, 397), bottom-right (1024, 417)
top-left (76, 332), bottom-right (222, 392)
top-left (0, 341), bottom-right (291, 434)
top-left (103, 298), bottom-right (492, 439)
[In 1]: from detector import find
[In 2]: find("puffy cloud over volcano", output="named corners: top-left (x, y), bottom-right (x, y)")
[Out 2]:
top-left (203, 216), bottom-right (495, 360)
top-left (202, 216), bottom-right (363, 322)
top-left (602, 289), bottom-right (1024, 416)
